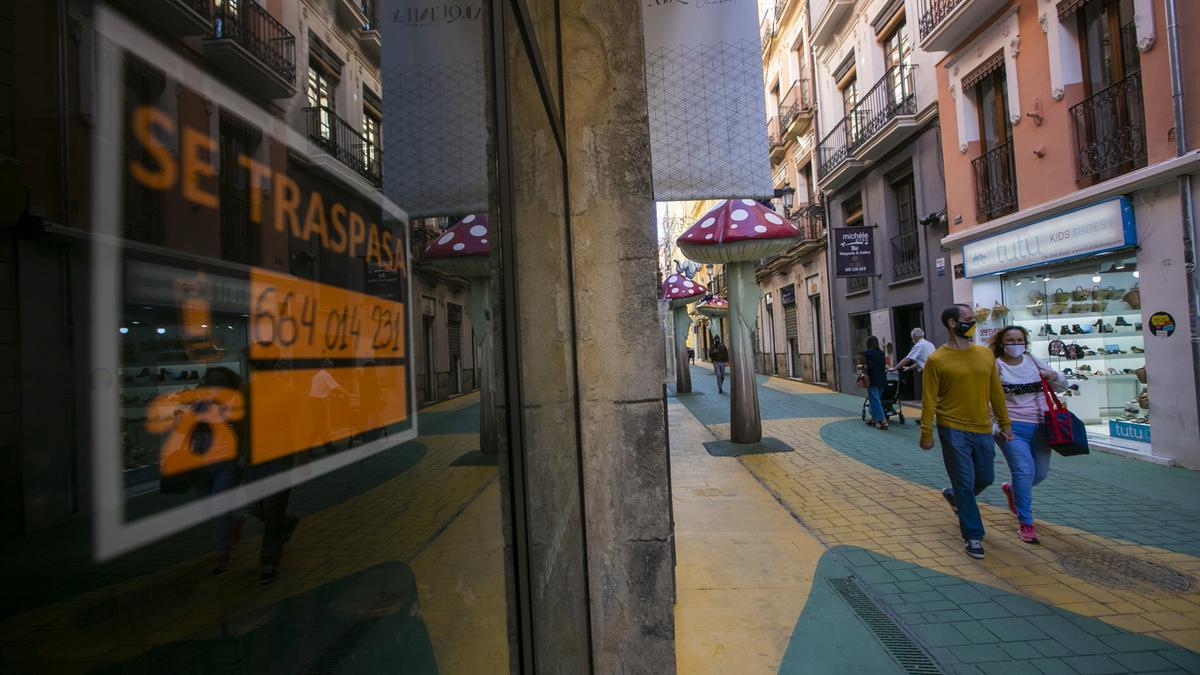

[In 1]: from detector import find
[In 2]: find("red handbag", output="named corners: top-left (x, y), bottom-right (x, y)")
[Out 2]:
top-left (1041, 376), bottom-right (1089, 455)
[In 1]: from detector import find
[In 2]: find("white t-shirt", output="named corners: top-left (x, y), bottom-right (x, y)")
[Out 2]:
top-left (905, 338), bottom-right (936, 369)
top-left (995, 353), bottom-right (1066, 425)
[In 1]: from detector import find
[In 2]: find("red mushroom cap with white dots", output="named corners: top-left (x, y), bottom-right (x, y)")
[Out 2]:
top-left (675, 199), bottom-right (801, 264)
top-left (423, 213), bottom-right (492, 277)
top-left (695, 295), bottom-right (729, 316)
top-left (662, 274), bottom-right (707, 308)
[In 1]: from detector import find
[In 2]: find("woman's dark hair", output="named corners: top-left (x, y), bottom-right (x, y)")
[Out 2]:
top-left (866, 335), bottom-right (879, 349)
top-left (202, 366), bottom-right (243, 389)
top-left (941, 303), bottom-right (971, 329)
top-left (988, 325), bottom-right (1029, 359)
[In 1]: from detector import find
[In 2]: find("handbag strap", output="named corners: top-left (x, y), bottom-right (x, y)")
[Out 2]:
top-left (1040, 374), bottom-right (1064, 411)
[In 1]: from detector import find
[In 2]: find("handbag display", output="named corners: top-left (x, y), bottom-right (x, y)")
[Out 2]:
top-left (1091, 300), bottom-right (1108, 312)
top-left (1041, 376), bottom-right (1090, 456)
top-left (975, 304), bottom-right (992, 322)
top-left (1029, 290), bottom-right (1047, 303)
top-left (1135, 366), bottom-right (1147, 384)
top-left (992, 300), bottom-right (1009, 317)
top-left (1105, 286), bottom-right (1125, 300)
top-left (1051, 302), bottom-right (1069, 315)
top-left (1071, 286), bottom-right (1090, 301)
top-left (1122, 284), bottom-right (1141, 309)
top-left (1049, 339), bottom-right (1065, 356)
top-left (1090, 285), bottom-right (1105, 300)
top-left (1051, 288), bottom-right (1071, 303)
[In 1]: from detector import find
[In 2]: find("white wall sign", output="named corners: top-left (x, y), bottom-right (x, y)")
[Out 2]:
top-left (962, 197), bottom-right (1136, 278)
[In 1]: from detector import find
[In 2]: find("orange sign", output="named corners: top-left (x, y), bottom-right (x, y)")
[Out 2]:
top-left (249, 365), bottom-right (408, 465)
top-left (249, 269), bottom-right (406, 361)
top-left (146, 387), bottom-right (246, 476)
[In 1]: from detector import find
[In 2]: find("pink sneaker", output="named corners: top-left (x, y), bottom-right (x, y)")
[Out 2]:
top-left (1019, 523), bottom-right (1040, 544)
top-left (1002, 482), bottom-right (1017, 516)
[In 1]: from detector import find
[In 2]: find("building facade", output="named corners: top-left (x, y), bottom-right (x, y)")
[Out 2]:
top-left (810, 0), bottom-right (957, 398)
top-left (757, 0), bottom-right (836, 385)
top-left (927, 0), bottom-right (1200, 466)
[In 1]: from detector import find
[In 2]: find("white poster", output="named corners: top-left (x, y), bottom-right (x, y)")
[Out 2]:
top-left (382, 2), bottom-right (489, 218)
top-left (870, 308), bottom-right (895, 367)
top-left (643, 0), bottom-right (774, 201)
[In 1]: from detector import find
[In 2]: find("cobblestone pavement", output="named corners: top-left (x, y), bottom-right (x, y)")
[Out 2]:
top-left (672, 364), bottom-right (1200, 675)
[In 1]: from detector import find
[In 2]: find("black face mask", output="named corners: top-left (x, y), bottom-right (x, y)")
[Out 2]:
top-left (954, 319), bottom-right (977, 339)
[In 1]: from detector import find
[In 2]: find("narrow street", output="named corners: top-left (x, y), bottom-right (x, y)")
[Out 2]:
top-left (672, 363), bottom-right (1200, 674)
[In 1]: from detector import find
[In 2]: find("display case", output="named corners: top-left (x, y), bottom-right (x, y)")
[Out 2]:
top-left (996, 253), bottom-right (1148, 445)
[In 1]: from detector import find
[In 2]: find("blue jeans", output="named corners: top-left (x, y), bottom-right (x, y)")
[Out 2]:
top-left (998, 421), bottom-right (1052, 525)
top-left (714, 362), bottom-right (727, 391)
top-left (867, 386), bottom-right (885, 422)
top-left (937, 426), bottom-right (996, 541)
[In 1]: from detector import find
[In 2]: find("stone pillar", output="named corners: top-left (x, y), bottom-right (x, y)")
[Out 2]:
top-left (561, 1), bottom-right (677, 672)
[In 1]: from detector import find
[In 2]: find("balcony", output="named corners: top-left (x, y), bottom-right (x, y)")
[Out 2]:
top-left (972, 139), bottom-right (1018, 222)
top-left (817, 65), bottom-right (919, 192)
top-left (203, 0), bottom-right (297, 99)
top-left (779, 79), bottom-right (815, 140)
top-left (122, 0), bottom-right (212, 37)
top-left (760, 11), bottom-right (777, 51)
top-left (304, 107), bottom-right (383, 188)
top-left (768, 116), bottom-right (785, 161)
top-left (1070, 71), bottom-right (1147, 184)
top-left (916, 0), bottom-right (1009, 52)
top-left (890, 230), bottom-right (922, 283)
top-left (754, 205), bottom-right (826, 280)
top-left (810, 0), bottom-right (854, 46)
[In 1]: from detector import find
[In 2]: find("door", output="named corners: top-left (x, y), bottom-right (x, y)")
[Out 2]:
top-left (423, 315), bottom-right (436, 402)
top-left (811, 294), bottom-right (825, 383)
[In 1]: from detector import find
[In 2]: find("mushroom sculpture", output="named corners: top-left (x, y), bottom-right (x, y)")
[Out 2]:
top-left (423, 213), bottom-right (497, 455)
top-left (663, 274), bottom-right (707, 394)
top-left (694, 294), bottom-right (729, 343)
top-left (677, 199), bottom-right (801, 443)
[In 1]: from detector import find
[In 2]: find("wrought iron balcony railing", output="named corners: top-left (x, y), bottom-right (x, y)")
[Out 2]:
top-left (817, 65), bottom-right (916, 178)
top-left (304, 107), bottom-right (383, 187)
top-left (972, 139), bottom-right (1018, 222)
top-left (775, 0), bottom-right (790, 22)
top-left (767, 116), bottom-right (782, 150)
top-left (890, 229), bottom-right (921, 282)
top-left (211, 0), bottom-right (296, 87)
top-left (760, 11), bottom-right (777, 49)
top-left (1070, 70), bottom-right (1147, 182)
top-left (846, 276), bottom-right (869, 293)
top-left (917, 0), bottom-right (966, 41)
top-left (779, 78), bottom-right (812, 130)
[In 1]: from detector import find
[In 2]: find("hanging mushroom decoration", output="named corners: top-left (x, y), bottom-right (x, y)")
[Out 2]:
top-left (663, 273), bottom-right (707, 394)
top-left (677, 199), bottom-right (801, 443)
top-left (423, 213), bottom-right (497, 455)
top-left (694, 294), bottom-right (729, 343)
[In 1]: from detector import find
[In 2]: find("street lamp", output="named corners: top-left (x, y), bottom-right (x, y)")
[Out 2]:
top-left (773, 183), bottom-right (795, 217)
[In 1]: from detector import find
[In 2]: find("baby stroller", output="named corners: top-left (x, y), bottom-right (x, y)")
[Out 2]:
top-left (861, 370), bottom-right (905, 425)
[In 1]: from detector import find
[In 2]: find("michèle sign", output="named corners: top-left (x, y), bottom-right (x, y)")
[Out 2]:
top-left (962, 197), bottom-right (1136, 277)
top-left (834, 227), bottom-right (876, 277)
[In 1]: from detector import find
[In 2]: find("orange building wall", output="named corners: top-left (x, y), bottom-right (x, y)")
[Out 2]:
top-left (942, 0), bottom-right (1200, 238)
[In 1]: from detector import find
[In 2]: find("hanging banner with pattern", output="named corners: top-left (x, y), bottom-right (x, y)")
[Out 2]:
top-left (643, 0), bottom-right (774, 201)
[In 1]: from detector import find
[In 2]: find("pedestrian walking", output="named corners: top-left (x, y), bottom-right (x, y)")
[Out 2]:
top-left (892, 327), bottom-right (935, 373)
top-left (989, 325), bottom-right (1066, 545)
top-left (919, 304), bottom-right (1013, 560)
top-left (862, 336), bottom-right (889, 430)
top-left (710, 336), bottom-right (729, 394)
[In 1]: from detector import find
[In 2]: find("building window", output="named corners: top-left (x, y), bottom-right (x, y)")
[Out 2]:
top-left (363, 108), bottom-right (381, 171)
top-left (219, 115), bottom-right (262, 265)
top-left (307, 62), bottom-right (336, 141)
top-left (883, 18), bottom-right (911, 71)
top-left (970, 64), bottom-right (1018, 221)
top-left (890, 175), bottom-right (921, 282)
top-left (1077, 0), bottom-right (1139, 94)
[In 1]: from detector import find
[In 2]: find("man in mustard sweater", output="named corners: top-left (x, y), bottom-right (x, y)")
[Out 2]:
top-left (920, 304), bottom-right (1013, 560)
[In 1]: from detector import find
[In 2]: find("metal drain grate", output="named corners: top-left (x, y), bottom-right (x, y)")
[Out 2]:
top-left (1061, 551), bottom-right (1195, 593)
top-left (829, 577), bottom-right (943, 675)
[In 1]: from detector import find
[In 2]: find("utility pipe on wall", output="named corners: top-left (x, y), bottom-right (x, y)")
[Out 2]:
top-left (1165, 0), bottom-right (1200, 441)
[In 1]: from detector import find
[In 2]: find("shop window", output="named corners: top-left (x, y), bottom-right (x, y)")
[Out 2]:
top-left (999, 253), bottom-right (1148, 449)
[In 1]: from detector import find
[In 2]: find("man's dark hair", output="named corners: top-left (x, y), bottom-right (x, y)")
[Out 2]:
top-left (941, 303), bottom-right (971, 329)
top-left (866, 335), bottom-right (879, 349)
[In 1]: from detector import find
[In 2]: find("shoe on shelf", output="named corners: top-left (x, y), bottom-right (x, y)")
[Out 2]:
top-left (1115, 316), bottom-right (1132, 327)
top-left (1131, 346), bottom-right (1144, 353)
top-left (1135, 322), bottom-right (1143, 331)
top-left (965, 539), bottom-right (986, 559)
top-left (1019, 523), bottom-right (1040, 544)
top-left (942, 488), bottom-right (958, 514)
top-left (1001, 482), bottom-right (1017, 516)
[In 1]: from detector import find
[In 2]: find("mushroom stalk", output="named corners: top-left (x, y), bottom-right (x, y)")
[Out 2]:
top-left (727, 261), bottom-right (762, 443)
top-left (673, 306), bottom-right (693, 393)
top-left (468, 280), bottom-right (496, 455)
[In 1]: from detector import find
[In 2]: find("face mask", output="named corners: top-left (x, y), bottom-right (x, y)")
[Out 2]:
top-left (1004, 344), bottom-right (1026, 358)
top-left (954, 319), bottom-right (977, 339)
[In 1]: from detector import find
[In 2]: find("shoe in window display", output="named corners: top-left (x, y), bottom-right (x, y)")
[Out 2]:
top-left (1135, 322), bottom-right (1143, 331)
top-left (1130, 346), bottom-right (1144, 353)
top-left (1115, 316), bottom-right (1132, 327)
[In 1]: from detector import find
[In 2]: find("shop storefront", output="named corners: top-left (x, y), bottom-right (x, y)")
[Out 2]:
top-left (960, 196), bottom-right (1196, 464)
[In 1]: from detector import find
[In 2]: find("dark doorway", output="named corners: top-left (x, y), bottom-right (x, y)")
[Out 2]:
top-left (893, 304), bottom-right (924, 400)
top-left (423, 315), bottom-right (436, 403)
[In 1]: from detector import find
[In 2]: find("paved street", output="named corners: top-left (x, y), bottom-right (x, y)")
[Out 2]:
top-left (672, 363), bottom-right (1200, 675)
